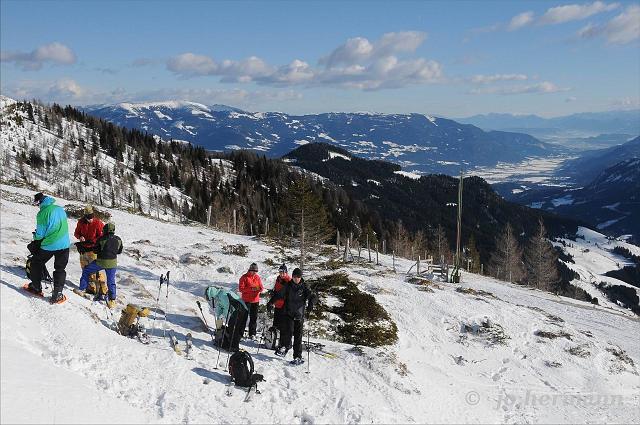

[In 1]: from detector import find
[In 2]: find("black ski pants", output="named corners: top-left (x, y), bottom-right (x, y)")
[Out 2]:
top-left (30, 247), bottom-right (69, 294)
top-left (246, 301), bottom-right (259, 337)
top-left (238, 302), bottom-right (259, 338)
top-left (280, 315), bottom-right (304, 358)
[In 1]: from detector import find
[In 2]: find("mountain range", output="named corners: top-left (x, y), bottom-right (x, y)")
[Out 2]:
top-left (458, 110), bottom-right (640, 150)
top-left (84, 101), bottom-right (555, 175)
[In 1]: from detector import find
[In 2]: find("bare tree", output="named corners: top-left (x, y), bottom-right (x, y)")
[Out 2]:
top-left (489, 223), bottom-right (525, 283)
top-left (524, 219), bottom-right (560, 292)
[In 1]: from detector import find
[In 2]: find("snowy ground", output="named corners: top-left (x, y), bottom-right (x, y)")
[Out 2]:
top-left (1, 184), bottom-right (639, 424)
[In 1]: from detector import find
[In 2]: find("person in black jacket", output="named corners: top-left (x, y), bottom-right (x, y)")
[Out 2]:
top-left (268, 267), bottom-right (317, 364)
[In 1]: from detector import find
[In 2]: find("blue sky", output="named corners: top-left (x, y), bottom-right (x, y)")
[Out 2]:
top-left (1, 0), bottom-right (638, 117)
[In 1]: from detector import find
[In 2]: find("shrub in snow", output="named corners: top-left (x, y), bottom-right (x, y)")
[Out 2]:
top-left (222, 244), bottom-right (249, 257)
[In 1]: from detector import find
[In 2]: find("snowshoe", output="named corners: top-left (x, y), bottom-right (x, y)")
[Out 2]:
top-left (289, 357), bottom-right (305, 366)
top-left (50, 292), bottom-right (67, 304)
top-left (275, 347), bottom-right (288, 357)
top-left (73, 288), bottom-right (93, 300)
top-left (22, 283), bottom-right (44, 297)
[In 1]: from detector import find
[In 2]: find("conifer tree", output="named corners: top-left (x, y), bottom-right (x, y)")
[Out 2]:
top-left (489, 223), bottom-right (525, 283)
top-left (285, 177), bottom-right (334, 270)
top-left (524, 219), bottom-right (560, 292)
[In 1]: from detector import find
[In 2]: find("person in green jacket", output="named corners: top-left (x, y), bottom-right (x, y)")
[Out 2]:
top-left (75, 222), bottom-right (122, 309)
top-left (25, 192), bottom-right (70, 304)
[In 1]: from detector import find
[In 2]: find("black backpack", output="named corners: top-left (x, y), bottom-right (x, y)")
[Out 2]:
top-left (228, 350), bottom-right (263, 388)
top-left (25, 255), bottom-right (52, 282)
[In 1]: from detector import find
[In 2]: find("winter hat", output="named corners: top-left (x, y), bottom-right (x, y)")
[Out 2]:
top-left (33, 192), bottom-right (45, 206)
top-left (84, 205), bottom-right (94, 214)
top-left (278, 264), bottom-right (288, 273)
top-left (105, 222), bottom-right (116, 234)
top-left (249, 263), bottom-right (259, 272)
top-left (292, 268), bottom-right (302, 278)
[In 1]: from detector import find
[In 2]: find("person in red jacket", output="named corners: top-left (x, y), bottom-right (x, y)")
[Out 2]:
top-left (74, 205), bottom-right (106, 295)
top-left (267, 264), bottom-right (290, 349)
top-left (238, 262), bottom-right (263, 339)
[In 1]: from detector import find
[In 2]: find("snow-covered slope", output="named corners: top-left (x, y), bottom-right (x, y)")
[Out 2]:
top-left (2, 184), bottom-right (639, 424)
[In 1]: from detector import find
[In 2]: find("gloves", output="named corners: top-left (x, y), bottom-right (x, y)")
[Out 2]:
top-left (27, 239), bottom-right (42, 254)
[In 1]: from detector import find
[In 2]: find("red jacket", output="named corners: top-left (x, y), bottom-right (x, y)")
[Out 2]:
top-left (239, 272), bottom-right (264, 303)
top-left (272, 274), bottom-right (291, 309)
top-left (74, 217), bottom-right (105, 247)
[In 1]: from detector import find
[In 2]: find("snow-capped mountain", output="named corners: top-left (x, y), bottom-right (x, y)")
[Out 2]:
top-left (84, 101), bottom-right (556, 175)
top-left (2, 184), bottom-right (639, 423)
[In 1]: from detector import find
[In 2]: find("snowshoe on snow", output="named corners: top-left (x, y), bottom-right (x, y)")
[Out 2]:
top-left (304, 342), bottom-right (339, 359)
top-left (50, 292), bottom-right (67, 304)
top-left (73, 288), bottom-right (93, 300)
top-left (290, 357), bottom-right (305, 366)
top-left (275, 346), bottom-right (289, 357)
top-left (22, 283), bottom-right (44, 297)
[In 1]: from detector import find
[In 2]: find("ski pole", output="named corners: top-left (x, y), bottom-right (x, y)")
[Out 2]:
top-left (256, 311), bottom-right (266, 355)
top-left (149, 273), bottom-right (165, 339)
top-left (163, 271), bottom-right (170, 338)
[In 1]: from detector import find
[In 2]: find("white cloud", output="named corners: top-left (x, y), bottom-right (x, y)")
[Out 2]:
top-left (165, 31), bottom-right (443, 91)
top-left (166, 53), bottom-right (217, 76)
top-left (319, 31), bottom-right (426, 67)
top-left (578, 4), bottom-right (640, 44)
top-left (469, 81), bottom-right (570, 95)
top-left (565, 96), bottom-right (578, 102)
top-left (471, 74), bottom-right (528, 84)
top-left (539, 1), bottom-right (619, 25)
top-left (1, 80), bottom-right (302, 108)
top-left (508, 12), bottom-right (535, 30)
top-left (0, 42), bottom-right (76, 70)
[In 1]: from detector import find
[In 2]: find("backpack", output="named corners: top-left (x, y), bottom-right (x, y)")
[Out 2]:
top-left (25, 255), bottom-right (52, 282)
top-left (228, 350), bottom-right (263, 388)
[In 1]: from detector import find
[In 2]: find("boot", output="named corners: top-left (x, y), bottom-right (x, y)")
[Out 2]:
top-left (107, 299), bottom-right (116, 309)
top-left (23, 283), bottom-right (44, 297)
top-left (275, 346), bottom-right (289, 357)
top-left (50, 291), bottom-right (67, 304)
top-left (290, 356), bottom-right (304, 365)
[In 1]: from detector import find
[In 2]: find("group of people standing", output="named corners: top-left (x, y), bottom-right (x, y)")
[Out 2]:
top-left (24, 192), bottom-right (122, 308)
top-left (237, 262), bottom-right (317, 364)
top-left (25, 192), bottom-right (317, 364)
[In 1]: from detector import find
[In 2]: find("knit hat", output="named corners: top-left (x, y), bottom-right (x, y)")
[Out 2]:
top-left (84, 205), bottom-right (94, 214)
top-left (278, 264), bottom-right (288, 273)
top-left (33, 192), bottom-right (45, 206)
top-left (292, 268), bottom-right (302, 278)
top-left (105, 222), bottom-right (116, 234)
top-left (249, 263), bottom-right (259, 272)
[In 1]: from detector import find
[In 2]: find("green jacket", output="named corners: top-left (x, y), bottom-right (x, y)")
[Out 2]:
top-left (96, 233), bottom-right (123, 269)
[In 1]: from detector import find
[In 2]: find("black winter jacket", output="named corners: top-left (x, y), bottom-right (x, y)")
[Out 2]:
top-left (269, 278), bottom-right (317, 320)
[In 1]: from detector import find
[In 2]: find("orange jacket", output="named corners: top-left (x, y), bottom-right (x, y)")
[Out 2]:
top-left (239, 272), bottom-right (264, 303)
top-left (272, 274), bottom-right (291, 309)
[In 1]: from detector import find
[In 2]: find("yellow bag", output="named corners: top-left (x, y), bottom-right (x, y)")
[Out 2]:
top-left (117, 304), bottom-right (149, 335)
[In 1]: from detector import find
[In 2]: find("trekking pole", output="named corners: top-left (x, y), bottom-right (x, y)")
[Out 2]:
top-left (215, 305), bottom-right (233, 370)
top-left (226, 307), bottom-right (242, 369)
top-left (149, 273), bottom-right (164, 339)
top-left (163, 271), bottom-right (170, 338)
top-left (256, 312), bottom-right (266, 355)
top-left (196, 300), bottom-right (217, 346)
top-left (306, 319), bottom-right (311, 374)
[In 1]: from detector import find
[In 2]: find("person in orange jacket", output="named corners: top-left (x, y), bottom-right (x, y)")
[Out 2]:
top-left (238, 262), bottom-right (264, 339)
top-left (74, 205), bottom-right (106, 295)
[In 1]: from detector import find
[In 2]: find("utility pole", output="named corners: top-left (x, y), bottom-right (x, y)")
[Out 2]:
top-left (455, 169), bottom-right (464, 269)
